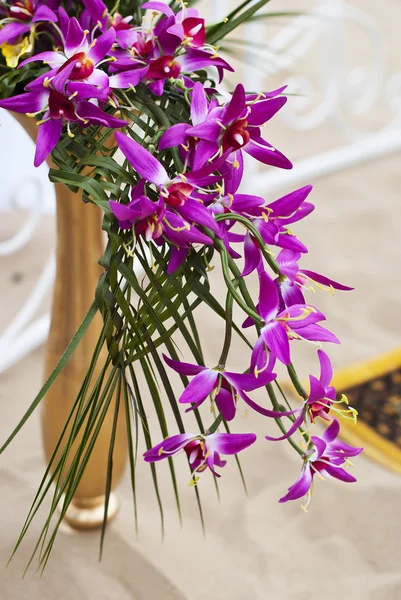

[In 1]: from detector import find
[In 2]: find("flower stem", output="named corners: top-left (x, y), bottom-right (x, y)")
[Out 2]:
top-left (217, 242), bottom-right (262, 323)
top-left (215, 212), bottom-right (281, 274)
top-left (266, 384), bottom-right (304, 456)
top-left (218, 292), bottom-right (233, 368)
top-left (288, 362), bottom-right (308, 398)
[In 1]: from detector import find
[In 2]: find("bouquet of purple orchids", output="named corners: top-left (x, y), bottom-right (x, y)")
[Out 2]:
top-left (0, 0), bottom-right (362, 561)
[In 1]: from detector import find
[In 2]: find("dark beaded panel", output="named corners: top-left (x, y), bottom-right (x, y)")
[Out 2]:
top-left (338, 370), bottom-right (401, 447)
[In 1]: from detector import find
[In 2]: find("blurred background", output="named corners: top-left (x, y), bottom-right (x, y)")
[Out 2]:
top-left (1, 1), bottom-right (401, 598)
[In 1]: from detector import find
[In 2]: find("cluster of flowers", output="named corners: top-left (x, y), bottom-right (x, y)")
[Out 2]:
top-left (0, 0), bottom-right (362, 507)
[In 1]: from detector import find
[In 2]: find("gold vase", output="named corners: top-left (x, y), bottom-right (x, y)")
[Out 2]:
top-left (13, 114), bottom-right (128, 530)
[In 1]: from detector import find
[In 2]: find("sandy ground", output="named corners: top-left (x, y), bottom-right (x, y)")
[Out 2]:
top-left (1, 1), bottom-right (401, 598)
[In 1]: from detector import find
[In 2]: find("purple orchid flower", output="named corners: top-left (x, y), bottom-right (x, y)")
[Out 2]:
top-left (80, 0), bottom-right (136, 48)
top-left (19, 18), bottom-right (126, 94)
top-left (0, 82), bottom-right (127, 166)
top-left (0, 0), bottom-right (58, 46)
top-left (276, 249), bottom-right (354, 307)
top-left (279, 419), bottom-right (363, 506)
top-left (305, 349), bottom-right (357, 424)
top-left (144, 431), bottom-right (257, 479)
top-left (264, 349), bottom-right (357, 443)
top-left (108, 181), bottom-right (214, 266)
top-left (114, 132), bottom-right (229, 237)
top-left (20, 16), bottom-right (146, 99)
top-left (185, 83), bottom-right (292, 170)
top-left (143, 2), bottom-right (206, 48)
top-left (108, 6), bottom-right (233, 97)
top-left (241, 185), bottom-right (315, 277)
top-left (159, 81), bottom-right (220, 170)
top-left (163, 354), bottom-right (278, 421)
top-left (306, 349), bottom-right (338, 422)
top-left (245, 271), bottom-right (340, 372)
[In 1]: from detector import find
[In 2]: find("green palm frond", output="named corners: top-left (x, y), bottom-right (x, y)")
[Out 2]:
top-left (0, 0), bottom-right (313, 567)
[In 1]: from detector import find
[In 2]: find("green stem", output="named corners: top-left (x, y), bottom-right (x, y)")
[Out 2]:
top-left (288, 362), bottom-right (308, 398)
top-left (207, 414), bottom-right (223, 434)
top-left (216, 241), bottom-right (262, 323)
top-left (215, 212), bottom-right (281, 274)
top-left (266, 384), bottom-right (304, 456)
top-left (218, 292), bottom-right (233, 367)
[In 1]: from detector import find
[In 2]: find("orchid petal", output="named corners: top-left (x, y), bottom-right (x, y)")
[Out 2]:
top-left (148, 79), bottom-right (165, 97)
top-left (240, 390), bottom-right (298, 418)
top-left (192, 139), bottom-right (216, 170)
top-left (262, 322), bottom-right (290, 365)
top-left (265, 410), bottom-right (305, 441)
top-left (25, 69), bottom-right (57, 91)
top-left (34, 119), bottom-right (62, 167)
top-left (297, 324), bottom-right (340, 344)
top-left (280, 304), bottom-right (325, 328)
top-left (312, 436), bottom-right (327, 460)
top-left (143, 433), bottom-right (196, 462)
top-left (215, 388), bottom-right (236, 422)
top-left (178, 369), bottom-right (218, 405)
top-left (109, 67), bottom-right (148, 89)
top-left (65, 18), bottom-right (86, 54)
top-left (66, 81), bottom-right (107, 101)
top-left (0, 91), bottom-right (47, 114)
top-left (250, 335), bottom-right (270, 376)
top-left (108, 200), bottom-right (137, 228)
top-left (19, 51), bottom-right (63, 68)
top-left (321, 464), bottom-right (357, 483)
top-left (210, 432), bottom-right (256, 455)
top-left (308, 375), bottom-right (326, 404)
top-left (268, 185), bottom-right (313, 217)
top-left (177, 198), bottom-right (219, 234)
top-left (51, 58), bottom-right (80, 92)
top-left (224, 367), bottom-right (276, 392)
top-left (279, 465), bottom-right (313, 503)
top-left (318, 349), bottom-right (333, 388)
top-left (231, 194), bottom-right (265, 212)
top-left (167, 246), bottom-right (188, 274)
top-left (32, 5), bottom-right (58, 22)
top-left (276, 249), bottom-right (300, 278)
top-left (162, 354), bottom-right (205, 376)
top-left (300, 269), bottom-right (353, 291)
top-left (159, 123), bottom-right (189, 150)
top-left (115, 132), bottom-right (169, 186)
top-left (282, 202), bottom-right (315, 224)
top-left (142, 1), bottom-right (174, 16)
top-left (82, 0), bottom-right (108, 25)
top-left (258, 271), bottom-right (280, 322)
top-left (280, 280), bottom-right (305, 307)
top-left (184, 149), bottom-right (231, 184)
top-left (78, 102), bottom-right (127, 128)
top-left (242, 233), bottom-right (261, 277)
top-left (247, 96), bottom-right (287, 126)
top-left (277, 231), bottom-right (308, 254)
top-left (190, 81), bottom-right (208, 125)
top-left (179, 49), bottom-right (234, 75)
top-left (222, 84), bottom-right (246, 124)
top-left (322, 418), bottom-right (340, 443)
top-left (328, 440), bottom-right (364, 458)
top-left (222, 150), bottom-right (244, 195)
top-left (0, 22), bottom-right (30, 45)
top-left (186, 119), bottom-right (222, 142)
top-left (256, 219), bottom-right (279, 245)
top-left (245, 137), bottom-right (292, 169)
top-left (88, 27), bottom-right (116, 63)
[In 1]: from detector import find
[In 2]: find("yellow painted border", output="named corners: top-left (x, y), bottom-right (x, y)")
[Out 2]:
top-left (331, 347), bottom-right (401, 393)
top-left (281, 347), bottom-right (401, 475)
top-left (335, 419), bottom-right (401, 475)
